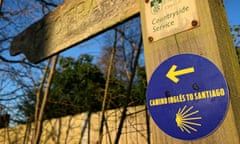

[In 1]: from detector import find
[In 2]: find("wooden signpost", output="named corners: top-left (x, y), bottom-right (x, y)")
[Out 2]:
top-left (10, 0), bottom-right (139, 63)
top-left (10, 0), bottom-right (240, 143)
top-left (140, 0), bottom-right (240, 143)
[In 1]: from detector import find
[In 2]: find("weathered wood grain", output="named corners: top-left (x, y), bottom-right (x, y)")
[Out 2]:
top-left (140, 0), bottom-right (240, 143)
top-left (10, 0), bottom-right (139, 63)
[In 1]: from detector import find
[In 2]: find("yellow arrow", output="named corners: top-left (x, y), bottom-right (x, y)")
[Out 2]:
top-left (166, 65), bottom-right (195, 83)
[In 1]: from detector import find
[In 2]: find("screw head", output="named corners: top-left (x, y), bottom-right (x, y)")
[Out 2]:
top-left (148, 36), bottom-right (153, 42)
top-left (191, 20), bottom-right (198, 27)
top-left (192, 83), bottom-right (200, 90)
top-left (165, 91), bottom-right (171, 97)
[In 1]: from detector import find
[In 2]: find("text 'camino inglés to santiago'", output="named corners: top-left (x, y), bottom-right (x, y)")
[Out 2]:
top-left (150, 88), bottom-right (226, 106)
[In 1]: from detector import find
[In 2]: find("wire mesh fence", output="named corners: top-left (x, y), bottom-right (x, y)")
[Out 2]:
top-left (0, 105), bottom-right (150, 144)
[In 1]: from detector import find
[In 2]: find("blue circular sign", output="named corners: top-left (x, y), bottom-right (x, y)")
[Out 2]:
top-left (147, 54), bottom-right (229, 140)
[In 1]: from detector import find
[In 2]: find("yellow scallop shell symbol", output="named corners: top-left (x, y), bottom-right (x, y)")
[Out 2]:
top-left (176, 105), bottom-right (202, 134)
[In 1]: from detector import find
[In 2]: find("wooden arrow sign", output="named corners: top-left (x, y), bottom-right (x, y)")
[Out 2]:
top-left (10, 0), bottom-right (139, 63)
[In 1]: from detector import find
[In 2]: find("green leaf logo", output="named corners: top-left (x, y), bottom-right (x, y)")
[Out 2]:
top-left (150, 0), bottom-right (162, 14)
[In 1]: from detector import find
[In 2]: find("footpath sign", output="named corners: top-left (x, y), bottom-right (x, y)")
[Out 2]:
top-left (10, 0), bottom-right (139, 63)
top-left (147, 54), bottom-right (229, 140)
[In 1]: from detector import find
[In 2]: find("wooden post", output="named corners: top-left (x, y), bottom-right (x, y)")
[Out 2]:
top-left (140, 0), bottom-right (240, 143)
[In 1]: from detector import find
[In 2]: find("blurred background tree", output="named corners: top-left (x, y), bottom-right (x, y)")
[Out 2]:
top-left (231, 25), bottom-right (240, 64)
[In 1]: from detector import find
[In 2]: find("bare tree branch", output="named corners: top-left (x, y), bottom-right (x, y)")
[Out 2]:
top-left (36, 0), bottom-right (58, 7)
top-left (114, 36), bottom-right (142, 144)
top-left (0, 55), bottom-right (42, 69)
top-left (0, 0), bottom-right (3, 12)
top-left (33, 55), bottom-right (58, 144)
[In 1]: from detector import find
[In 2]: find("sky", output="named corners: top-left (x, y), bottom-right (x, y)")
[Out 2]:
top-left (224, 0), bottom-right (240, 26)
top-left (61, 0), bottom-right (240, 60)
